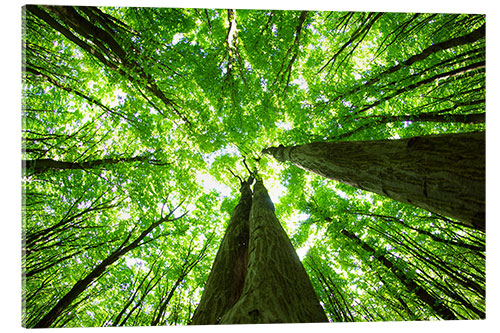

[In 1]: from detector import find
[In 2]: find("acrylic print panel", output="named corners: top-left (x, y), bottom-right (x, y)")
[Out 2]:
top-left (21, 0), bottom-right (486, 329)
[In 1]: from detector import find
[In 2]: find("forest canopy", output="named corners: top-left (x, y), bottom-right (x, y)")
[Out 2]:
top-left (21, 3), bottom-right (485, 328)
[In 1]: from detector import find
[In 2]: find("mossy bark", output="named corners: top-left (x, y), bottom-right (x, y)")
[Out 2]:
top-left (263, 132), bottom-right (485, 231)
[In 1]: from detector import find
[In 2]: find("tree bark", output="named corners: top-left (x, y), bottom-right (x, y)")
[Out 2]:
top-left (23, 155), bottom-right (152, 175)
top-left (190, 180), bottom-right (252, 325)
top-left (219, 180), bottom-right (328, 324)
top-left (263, 131), bottom-right (485, 231)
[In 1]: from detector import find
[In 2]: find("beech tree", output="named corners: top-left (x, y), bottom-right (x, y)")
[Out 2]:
top-left (31, 203), bottom-right (195, 328)
top-left (338, 226), bottom-right (458, 320)
top-left (219, 178), bottom-right (327, 323)
top-left (192, 176), bottom-right (327, 324)
top-left (22, 4), bottom-right (485, 328)
top-left (191, 178), bottom-right (253, 324)
top-left (262, 131), bottom-right (485, 231)
top-left (23, 154), bottom-right (165, 175)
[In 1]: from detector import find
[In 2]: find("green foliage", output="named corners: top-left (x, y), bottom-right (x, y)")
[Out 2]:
top-left (22, 5), bottom-right (485, 327)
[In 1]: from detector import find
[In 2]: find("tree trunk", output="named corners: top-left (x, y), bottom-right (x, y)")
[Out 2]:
top-left (190, 180), bottom-right (252, 324)
top-left (333, 109), bottom-right (485, 141)
top-left (219, 180), bottom-right (328, 324)
top-left (23, 155), bottom-right (151, 175)
top-left (339, 227), bottom-right (458, 320)
top-left (32, 213), bottom-right (175, 328)
top-left (305, 253), bottom-right (355, 322)
top-left (263, 131), bottom-right (485, 231)
top-left (27, 5), bottom-right (189, 125)
top-left (365, 111), bottom-right (485, 125)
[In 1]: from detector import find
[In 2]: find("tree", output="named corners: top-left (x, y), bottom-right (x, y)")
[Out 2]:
top-left (338, 226), bottom-right (457, 320)
top-left (222, 179), bottom-right (327, 323)
top-left (32, 203), bottom-right (189, 328)
top-left (23, 154), bottom-right (165, 175)
top-left (263, 131), bottom-right (485, 231)
top-left (303, 249), bottom-right (356, 322)
top-left (193, 177), bottom-right (327, 324)
top-left (303, 195), bottom-right (485, 320)
top-left (22, 5), bottom-right (485, 327)
top-left (190, 178), bottom-right (253, 324)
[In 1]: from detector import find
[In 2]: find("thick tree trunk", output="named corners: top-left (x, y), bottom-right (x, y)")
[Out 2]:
top-left (219, 180), bottom-right (328, 324)
top-left (190, 180), bottom-right (252, 325)
top-left (263, 131), bottom-right (485, 231)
